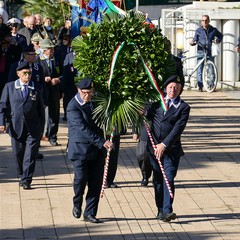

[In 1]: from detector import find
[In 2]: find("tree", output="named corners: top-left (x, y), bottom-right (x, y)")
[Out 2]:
top-left (22, 0), bottom-right (70, 30)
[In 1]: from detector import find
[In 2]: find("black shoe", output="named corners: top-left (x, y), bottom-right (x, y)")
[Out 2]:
top-left (22, 183), bottom-right (31, 190)
top-left (19, 179), bottom-right (23, 186)
top-left (198, 87), bottom-right (203, 92)
top-left (156, 211), bottom-right (164, 220)
top-left (141, 179), bottom-right (148, 187)
top-left (37, 152), bottom-right (44, 159)
top-left (49, 140), bottom-right (59, 146)
top-left (84, 215), bottom-right (100, 223)
top-left (163, 212), bottom-right (176, 222)
top-left (72, 207), bottom-right (81, 219)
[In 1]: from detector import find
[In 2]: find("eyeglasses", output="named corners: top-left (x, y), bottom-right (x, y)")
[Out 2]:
top-left (81, 90), bottom-right (93, 95)
top-left (22, 71), bottom-right (32, 76)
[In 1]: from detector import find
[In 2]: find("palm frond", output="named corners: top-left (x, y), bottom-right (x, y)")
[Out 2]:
top-left (127, 10), bottom-right (146, 23)
top-left (72, 10), bottom-right (175, 134)
top-left (102, 12), bottom-right (123, 23)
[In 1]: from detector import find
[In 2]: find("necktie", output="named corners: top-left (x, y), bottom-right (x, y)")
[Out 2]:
top-left (22, 85), bottom-right (28, 100)
top-left (166, 99), bottom-right (171, 110)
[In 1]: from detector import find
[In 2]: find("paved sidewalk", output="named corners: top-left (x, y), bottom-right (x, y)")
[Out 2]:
top-left (0, 90), bottom-right (240, 240)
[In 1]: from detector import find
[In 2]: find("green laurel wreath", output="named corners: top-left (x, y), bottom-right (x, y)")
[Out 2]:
top-left (72, 11), bottom-right (175, 133)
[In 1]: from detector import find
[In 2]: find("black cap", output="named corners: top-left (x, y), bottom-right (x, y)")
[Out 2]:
top-left (77, 78), bottom-right (94, 89)
top-left (16, 61), bottom-right (30, 71)
top-left (22, 44), bottom-right (35, 53)
top-left (163, 75), bottom-right (183, 88)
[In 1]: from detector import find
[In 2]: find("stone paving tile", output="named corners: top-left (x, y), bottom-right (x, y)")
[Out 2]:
top-left (1, 90), bottom-right (240, 239)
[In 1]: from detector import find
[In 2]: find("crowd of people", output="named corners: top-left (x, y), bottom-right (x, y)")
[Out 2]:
top-left (0, 11), bottom-right (138, 222)
top-left (0, 13), bottom-right (77, 184)
top-left (3, 11), bottom-right (234, 225)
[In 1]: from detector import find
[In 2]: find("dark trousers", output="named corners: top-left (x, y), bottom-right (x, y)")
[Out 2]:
top-left (107, 134), bottom-right (120, 185)
top-left (72, 156), bottom-right (104, 217)
top-left (136, 140), bottom-right (152, 180)
top-left (11, 125), bottom-right (39, 184)
top-left (47, 85), bottom-right (60, 141)
top-left (149, 153), bottom-right (180, 214)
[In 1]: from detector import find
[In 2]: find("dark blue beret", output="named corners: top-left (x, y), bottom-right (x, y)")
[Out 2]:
top-left (163, 75), bottom-right (182, 88)
top-left (16, 61), bottom-right (30, 71)
top-left (77, 78), bottom-right (94, 89)
top-left (22, 44), bottom-right (35, 53)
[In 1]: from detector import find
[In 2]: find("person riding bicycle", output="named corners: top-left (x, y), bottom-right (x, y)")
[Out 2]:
top-left (190, 15), bottom-right (223, 92)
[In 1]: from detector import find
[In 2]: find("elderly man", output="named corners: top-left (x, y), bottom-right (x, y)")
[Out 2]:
top-left (37, 38), bottom-right (61, 146)
top-left (31, 33), bottom-right (42, 55)
top-left (8, 45), bottom-right (46, 159)
top-left (0, 61), bottom-right (45, 189)
top-left (18, 15), bottom-right (37, 45)
top-left (67, 78), bottom-right (112, 223)
top-left (145, 75), bottom-right (190, 222)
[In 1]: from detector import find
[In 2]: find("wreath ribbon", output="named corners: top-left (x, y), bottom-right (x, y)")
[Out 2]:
top-left (101, 42), bottom-right (173, 199)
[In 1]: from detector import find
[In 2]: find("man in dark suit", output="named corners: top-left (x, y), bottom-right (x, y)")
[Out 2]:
top-left (145, 75), bottom-right (190, 222)
top-left (8, 45), bottom-right (45, 96)
top-left (7, 18), bottom-right (27, 49)
top-left (67, 78), bottom-right (112, 223)
top-left (37, 38), bottom-right (62, 146)
top-left (0, 61), bottom-right (45, 189)
top-left (8, 45), bottom-right (46, 159)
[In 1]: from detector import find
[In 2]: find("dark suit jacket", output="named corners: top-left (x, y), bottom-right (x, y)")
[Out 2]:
top-left (146, 96), bottom-right (190, 158)
top-left (0, 44), bottom-right (22, 80)
top-left (67, 94), bottom-right (105, 161)
top-left (0, 79), bottom-right (45, 139)
top-left (8, 61), bottom-right (48, 105)
top-left (37, 56), bottom-right (62, 105)
top-left (17, 27), bottom-right (36, 45)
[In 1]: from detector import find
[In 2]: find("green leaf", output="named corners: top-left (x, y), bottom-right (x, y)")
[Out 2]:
top-left (72, 10), bottom-right (175, 132)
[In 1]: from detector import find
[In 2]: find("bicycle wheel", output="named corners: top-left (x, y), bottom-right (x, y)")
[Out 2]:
top-left (202, 61), bottom-right (218, 93)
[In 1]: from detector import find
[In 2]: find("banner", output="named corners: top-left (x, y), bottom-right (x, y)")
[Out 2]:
top-left (69, 0), bottom-right (125, 38)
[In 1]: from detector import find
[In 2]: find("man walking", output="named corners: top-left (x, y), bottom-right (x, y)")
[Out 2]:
top-left (145, 75), bottom-right (190, 222)
top-left (67, 78), bottom-right (112, 223)
top-left (0, 61), bottom-right (45, 189)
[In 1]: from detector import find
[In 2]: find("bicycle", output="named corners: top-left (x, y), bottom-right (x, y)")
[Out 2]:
top-left (178, 43), bottom-right (218, 93)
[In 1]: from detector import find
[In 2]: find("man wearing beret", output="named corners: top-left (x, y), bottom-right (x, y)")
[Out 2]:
top-left (8, 45), bottom-right (46, 159)
top-left (0, 61), bottom-right (45, 189)
top-left (8, 45), bottom-right (45, 92)
top-left (67, 78), bottom-right (112, 223)
top-left (145, 75), bottom-right (190, 222)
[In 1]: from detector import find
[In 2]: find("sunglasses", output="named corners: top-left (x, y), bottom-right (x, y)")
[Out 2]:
top-left (81, 89), bottom-right (93, 95)
top-left (22, 71), bottom-right (32, 76)
top-left (10, 24), bottom-right (18, 28)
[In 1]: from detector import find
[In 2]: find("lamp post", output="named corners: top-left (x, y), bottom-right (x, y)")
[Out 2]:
top-left (136, 0), bottom-right (139, 11)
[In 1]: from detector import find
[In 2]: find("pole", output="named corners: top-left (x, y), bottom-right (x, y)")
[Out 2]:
top-left (136, 0), bottom-right (139, 11)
